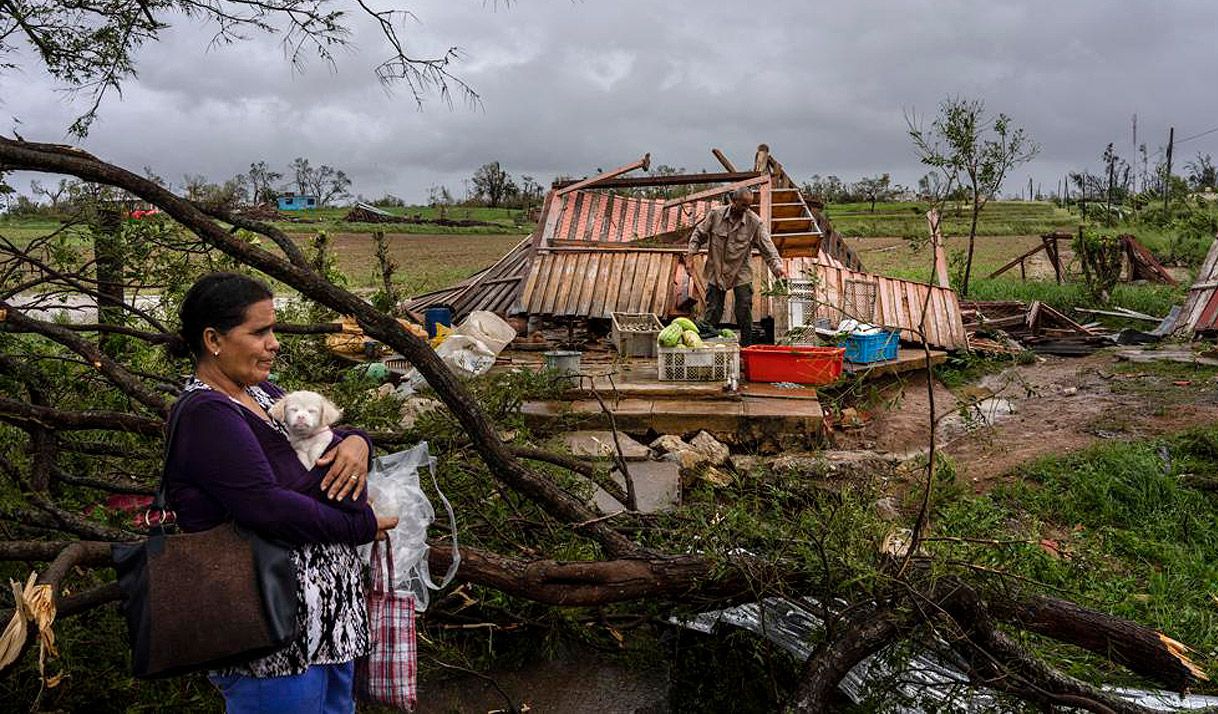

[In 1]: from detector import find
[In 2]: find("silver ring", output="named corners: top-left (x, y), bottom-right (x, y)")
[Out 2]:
top-left (349, 475), bottom-right (359, 482)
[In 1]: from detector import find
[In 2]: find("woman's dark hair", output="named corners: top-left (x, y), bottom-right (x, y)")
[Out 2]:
top-left (167, 272), bottom-right (274, 360)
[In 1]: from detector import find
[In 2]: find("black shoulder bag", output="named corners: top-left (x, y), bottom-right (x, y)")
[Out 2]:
top-left (111, 391), bottom-right (299, 679)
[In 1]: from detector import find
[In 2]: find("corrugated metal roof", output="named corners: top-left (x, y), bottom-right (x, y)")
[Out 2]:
top-left (551, 191), bottom-right (719, 243)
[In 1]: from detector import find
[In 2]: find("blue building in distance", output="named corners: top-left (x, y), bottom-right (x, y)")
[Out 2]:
top-left (277, 194), bottom-right (318, 211)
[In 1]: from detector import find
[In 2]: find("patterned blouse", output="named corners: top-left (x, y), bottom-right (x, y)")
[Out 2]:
top-left (184, 377), bottom-right (369, 677)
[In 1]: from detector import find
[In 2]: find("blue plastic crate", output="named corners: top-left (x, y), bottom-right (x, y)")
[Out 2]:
top-left (839, 330), bottom-right (899, 364)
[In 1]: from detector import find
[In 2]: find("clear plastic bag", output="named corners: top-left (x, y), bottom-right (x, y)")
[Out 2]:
top-left (365, 441), bottom-right (459, 612)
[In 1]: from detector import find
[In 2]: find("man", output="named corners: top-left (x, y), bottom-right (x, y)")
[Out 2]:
top-left (686, 186), bottom-right (786, 346)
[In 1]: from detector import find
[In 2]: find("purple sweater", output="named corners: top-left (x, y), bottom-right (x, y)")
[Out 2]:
top-left (165, 386), bottom-right (377, 545)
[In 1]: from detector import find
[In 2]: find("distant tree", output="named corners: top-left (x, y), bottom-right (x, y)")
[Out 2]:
top-left (1186, 153), bottom-right (1217, 191)
top-left (29, 178), bottom-right (71, 212)
top-left (245, 161), bottom-right (284, 204)
top-left (314, 166), bottom-right (352, 206)
top-left (801, 174), bottom-right (848, 204)
top-left (181, 174), bottom-right (212, 202)
top-left (471, 161), bottom-right (517, 208)
top-left (853, 173), bottom-right (893, 212)
top-left (180, 174), bottom-right (242, 210)
top-left (518, 175), bottom-right (544, 209)
top-left (372, 193), bottom-right (407, 207)
top-left (908, 97), bottom-right (1038, 296)
top-left (290, 157), bottom-right (314, 196)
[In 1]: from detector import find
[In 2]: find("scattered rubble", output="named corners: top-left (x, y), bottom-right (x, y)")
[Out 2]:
top-left (561, 431), bottom-right (652, 461)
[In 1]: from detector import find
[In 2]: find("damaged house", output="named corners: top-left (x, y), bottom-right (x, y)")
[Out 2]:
top-left (408, 145), bottom-right (967, 352)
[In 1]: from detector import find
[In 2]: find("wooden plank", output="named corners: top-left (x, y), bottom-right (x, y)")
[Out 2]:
top-left (588, 253), bottom-right (609, 318)
top-left (572, 251), bottom-right (594, 316)
top-left (569, 252), bottom-right (592, 315)
top-left (552, 254), bottom-right (578, 316)
top-left (631, 253), bottom-right (654, 314)
top-left (533, 254), bottom-right (557, 314)
top-left (617, 254), bottom-right (642, 315)
top-left (519, 257), bottom-right (543, 310)
top-left (555, 153), bottom-right (650, 197)
top-left (631, 253), bottom-right (655, 314)
top-left (526, 254), bottom-right (549, 314)
top-left (587, 253), bottom-right (608, 318)
top-left (711, 148), bottom-right (738, 173)
top-left (647, 252), bottom-right (667, 314)
top-left (759, 179), bottom-right (774, 250)
top-left (927, 210), bottom-right (951, 289)
top-left (543, 254), bottom-right (568, 315)
top-left (905, 281), bottom-right (924, 342)
top-left (602, 253), bottom-right (625, 317)
top-left (929, 288), bottom-right (947, 347)
top-left (651, 255), bottom-right (674, 315)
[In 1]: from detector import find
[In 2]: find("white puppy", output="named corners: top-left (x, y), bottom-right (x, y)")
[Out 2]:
top-left (268, 390), bottom-right (342, 469)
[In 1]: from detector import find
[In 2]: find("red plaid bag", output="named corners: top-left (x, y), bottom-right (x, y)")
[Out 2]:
top-left (357, 538), bottom-right (418, 711)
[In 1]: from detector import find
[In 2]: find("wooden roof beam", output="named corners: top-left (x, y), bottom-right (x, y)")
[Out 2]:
top-left (551, 171), bottom-right (762, 190)
top-left (711, 148), bottom-right (738, 172)
top-left (554, 153), bottom-right (652, 197)
top-left (661, 175), bottom-right (770, 209)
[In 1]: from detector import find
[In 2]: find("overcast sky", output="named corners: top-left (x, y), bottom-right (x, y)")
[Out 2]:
top-left (6, 0), bottom-right (1218, 203)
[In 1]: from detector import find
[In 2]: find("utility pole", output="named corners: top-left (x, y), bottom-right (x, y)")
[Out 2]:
top-left (1164, 126), bottom-right (1174, 212)
top-left (1131, 113), bottom-right (1138, 197)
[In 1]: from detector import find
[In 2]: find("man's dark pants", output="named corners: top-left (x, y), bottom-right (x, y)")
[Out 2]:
top-left (701, 283), bottom-right (755, 346)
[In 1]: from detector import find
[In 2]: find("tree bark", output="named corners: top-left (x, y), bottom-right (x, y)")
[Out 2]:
top-left (426, 543), bottom-right (754, 606)
top-left (788, 605), bottom-right (915, 712)
top-left (989, 593), bottom-right (1208, 692)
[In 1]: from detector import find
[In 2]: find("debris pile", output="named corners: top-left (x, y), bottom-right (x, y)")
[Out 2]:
top-left (963, 300), bottom-right (1109, 356)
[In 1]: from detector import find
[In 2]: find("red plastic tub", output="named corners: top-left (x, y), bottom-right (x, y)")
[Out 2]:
top-left (741, 345), bottom-right (845, 385)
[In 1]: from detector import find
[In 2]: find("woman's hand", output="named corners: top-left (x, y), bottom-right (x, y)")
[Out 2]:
top-left (318, 436), bottom-right (370, 501)
top-left (375, 514), bottom-right (399, 541)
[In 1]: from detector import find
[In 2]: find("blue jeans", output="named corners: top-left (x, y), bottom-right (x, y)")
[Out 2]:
top-left (209, 661), bottom-right (355, 714)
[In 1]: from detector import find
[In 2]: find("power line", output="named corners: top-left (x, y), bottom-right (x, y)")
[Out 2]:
top-left (1176, 125), bottom-right (1218, 145)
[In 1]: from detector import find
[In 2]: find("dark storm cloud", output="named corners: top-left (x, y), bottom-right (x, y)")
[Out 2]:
top-left (6, 0), bottom-right (1218, 201)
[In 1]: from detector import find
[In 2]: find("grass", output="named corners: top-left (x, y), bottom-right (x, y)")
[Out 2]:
top-left (933, 427), bottom-right (1218, 688)
top-left (828, 200), bottom-right (1077, 239)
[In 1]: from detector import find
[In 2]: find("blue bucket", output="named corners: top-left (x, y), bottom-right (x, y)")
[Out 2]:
top-left (424, 306), bottom-right (453, 339)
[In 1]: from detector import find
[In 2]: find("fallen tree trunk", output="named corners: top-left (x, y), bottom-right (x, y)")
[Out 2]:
top-left (989, 592), bottom-right (1209, 693)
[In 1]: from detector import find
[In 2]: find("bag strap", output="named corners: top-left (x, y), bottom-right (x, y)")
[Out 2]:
top-left (370, 535), bottom-right (394, 595)
top-left (149, 389), bottom-right (203, 536)
top-left (420, 453), bottom-right (460, 591)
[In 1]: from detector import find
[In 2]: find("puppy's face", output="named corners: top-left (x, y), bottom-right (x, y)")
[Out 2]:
top-left (269, 390), bottom-right (341, 438)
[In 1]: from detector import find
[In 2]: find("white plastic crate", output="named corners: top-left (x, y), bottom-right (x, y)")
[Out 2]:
top-left (657, 342), bottom-right (740, 382)
top-left (610, 312), bottom-right (663, 357)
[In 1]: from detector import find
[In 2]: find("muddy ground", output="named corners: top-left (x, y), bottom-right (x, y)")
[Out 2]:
top-left (835, 349), bottom-right (1218, 491)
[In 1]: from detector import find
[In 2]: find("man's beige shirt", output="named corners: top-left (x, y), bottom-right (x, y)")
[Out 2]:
top-left (687, 205), bottom-right (783, 289)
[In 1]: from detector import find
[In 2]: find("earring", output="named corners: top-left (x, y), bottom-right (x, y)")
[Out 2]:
top-left (213, 350), bottom-right (220, 357)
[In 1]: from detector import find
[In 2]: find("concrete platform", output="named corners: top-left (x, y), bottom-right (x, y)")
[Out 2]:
top-left (521, 393), bottom-right (823, 447)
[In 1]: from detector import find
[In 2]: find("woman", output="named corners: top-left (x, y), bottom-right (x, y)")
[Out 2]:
top-left (164, 272), bottom-right (396, 713)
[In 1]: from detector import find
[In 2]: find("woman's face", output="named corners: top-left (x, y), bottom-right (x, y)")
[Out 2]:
top-left (207, 299), bottom-right (279, 386)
